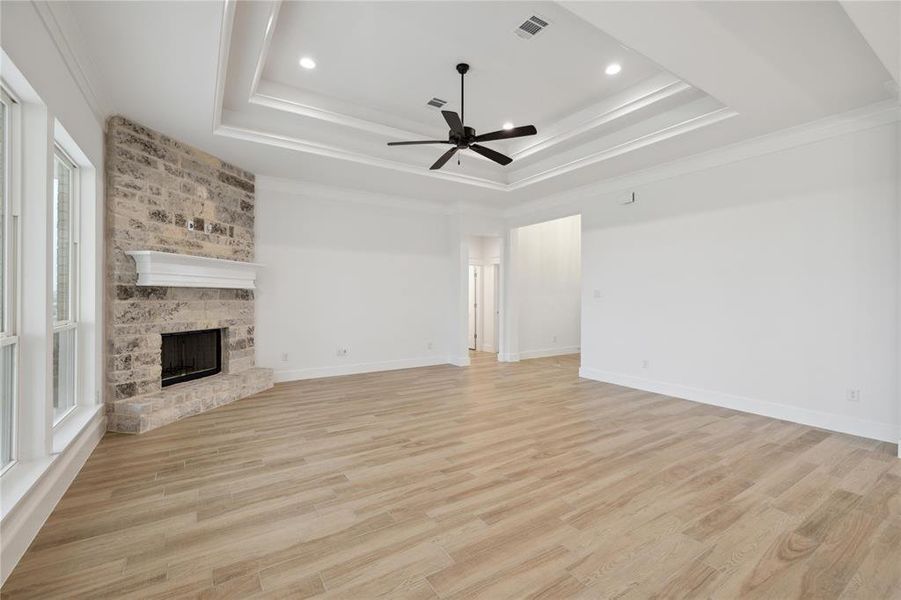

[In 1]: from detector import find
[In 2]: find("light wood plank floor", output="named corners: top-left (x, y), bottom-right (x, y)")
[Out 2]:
top-left (3, 353), bottom-right (900, 599)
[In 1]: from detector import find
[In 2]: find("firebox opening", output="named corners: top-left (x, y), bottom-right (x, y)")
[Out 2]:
top-left (161, 329), bottom-right (222, 387)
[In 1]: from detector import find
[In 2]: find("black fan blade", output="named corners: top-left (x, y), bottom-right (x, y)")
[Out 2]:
top-left (387, 140), bottom-right (451, 146)
top-left (473, 125), bottom-right (537, 143)
top-left (430, 146), bottom-right (458, 170)
top-left (442, 111), bottom-right (465, 135)
top-left (470, 144), bottom-right (512, 166)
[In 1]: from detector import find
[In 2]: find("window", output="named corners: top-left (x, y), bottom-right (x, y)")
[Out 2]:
top-left (1, 88), bottom-right (18, 471)
top-left (52, 147), bottom-right (77, 424)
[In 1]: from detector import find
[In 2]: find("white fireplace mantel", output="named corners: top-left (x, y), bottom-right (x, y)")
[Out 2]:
top-left (126, 251), bottom-right (262, 289)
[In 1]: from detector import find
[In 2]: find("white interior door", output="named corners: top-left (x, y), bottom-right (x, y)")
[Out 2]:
top-left (468, 265), bottom-right (477, 350)
top-left (481, 264), bottom-right (498, 352)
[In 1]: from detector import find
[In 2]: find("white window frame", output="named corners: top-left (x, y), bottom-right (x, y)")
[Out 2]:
top-left (0, 55), bottom-right (103, 552)
top-left (1, 85), bottom-right (21, 475)
top-left (51, 145), bottom-right (78, 427)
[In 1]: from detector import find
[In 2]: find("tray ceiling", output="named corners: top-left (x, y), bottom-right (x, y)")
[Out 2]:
top-left (219, 0), bottom-right (734, 191)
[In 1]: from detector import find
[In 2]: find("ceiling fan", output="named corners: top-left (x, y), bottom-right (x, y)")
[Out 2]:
top-left (387, 63), bottom-right (537, 170)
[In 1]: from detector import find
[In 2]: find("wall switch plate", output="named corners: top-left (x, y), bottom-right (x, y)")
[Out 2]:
top-left (280, 353), bottom-right (288, 362)
top-left (846, 389), bottom-right (861, 402)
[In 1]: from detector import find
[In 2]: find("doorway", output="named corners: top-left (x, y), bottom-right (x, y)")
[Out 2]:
top-left (468, 263), bottom-right (499, 352)
top-left (511, 214), bottom-right (581, 361)
top-left (467, 235), bottom-right (501, 358)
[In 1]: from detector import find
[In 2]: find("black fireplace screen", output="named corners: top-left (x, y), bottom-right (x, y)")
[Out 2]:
top-left (161, 329), bottom-right (222, 387)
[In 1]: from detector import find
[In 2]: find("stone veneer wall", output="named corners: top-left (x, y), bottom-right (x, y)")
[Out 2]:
top-left (106, 116), bottom-right (272, 433)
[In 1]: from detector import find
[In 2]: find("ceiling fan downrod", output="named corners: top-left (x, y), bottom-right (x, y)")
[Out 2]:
top-left (457, 62), bottom-right (469, 126)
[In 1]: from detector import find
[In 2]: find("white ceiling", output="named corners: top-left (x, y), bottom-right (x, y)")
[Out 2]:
top-left (61, 0), bottom-right (897, 208)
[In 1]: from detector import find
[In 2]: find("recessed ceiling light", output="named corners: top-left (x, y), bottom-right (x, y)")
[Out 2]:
top-left (502, 122), bottom-right (514, 130)
top-left (605, 63), bottom-right (622, 76)
top-left (299, 56), bottom-right (316, 70)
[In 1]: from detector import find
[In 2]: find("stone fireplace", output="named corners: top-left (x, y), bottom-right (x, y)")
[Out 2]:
top-left (105, 116), bottom-right (273, 433)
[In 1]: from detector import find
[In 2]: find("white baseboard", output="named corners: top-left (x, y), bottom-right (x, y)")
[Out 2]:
top-left (497, 352), bottom-right (520, 362)
top-left (519, 346), bottom-right (581, 360)
top-left (579, 367), bottom-right (899, 444)
top-left (1, 411), bottom-right (106, 584)
top-left (448, 355), bottom-right (471, 367)
top-left (275, 356), bottom-right (450, 382)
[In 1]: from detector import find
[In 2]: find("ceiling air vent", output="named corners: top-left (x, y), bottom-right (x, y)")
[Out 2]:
top-left (515, 15), bottom-right (549, 39)
top-left (426, 97), bottom-right (447, 108)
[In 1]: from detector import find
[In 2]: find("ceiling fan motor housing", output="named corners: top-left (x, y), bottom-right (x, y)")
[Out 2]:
top-left (452, 126), bottom-right (477, 147)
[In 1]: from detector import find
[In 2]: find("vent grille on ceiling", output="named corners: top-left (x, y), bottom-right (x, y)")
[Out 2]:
top-left (426, 97), bottom-right (447, 108)
top-left (515, 15), bottom-right (549, 39)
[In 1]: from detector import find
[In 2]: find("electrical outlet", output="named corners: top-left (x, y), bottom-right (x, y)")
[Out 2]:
top-left (187, 219), bottom-right (195, 231)
top-left (280, 353), bottom-right (288, 362)
top-left (593, 289), bottom-right (601, 299)
top-left (205, 222), bottom-right (213, 234)
top-left (552, 335), bottom-right (557, 343)
top-left (427, 342), bottom-right (433, 350)
top-left (846, 389), bottom-right (861, 403)
top-left (336, 347), bottom-right (348, 357)
top-left (642, 359), bottom-right (650, 369)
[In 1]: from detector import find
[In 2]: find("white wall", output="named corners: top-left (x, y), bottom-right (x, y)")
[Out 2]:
top-left (468, 236), bottom-right (501, 263)
top-left (580, 122), bottom-right (900, 442)
top-left (256, 180), bottom-right (452, 381)
top-left (515, 214), bottom-right (582, 359)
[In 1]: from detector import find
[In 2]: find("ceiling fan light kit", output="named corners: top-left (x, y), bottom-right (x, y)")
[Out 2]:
top-left (387, 63), bottom-right (538, 170)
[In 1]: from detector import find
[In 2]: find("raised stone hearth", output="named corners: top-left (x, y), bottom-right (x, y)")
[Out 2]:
top-left (107, 366), bottom-right (273, 434)
top-left (105, 116), bottom-right (272, 434)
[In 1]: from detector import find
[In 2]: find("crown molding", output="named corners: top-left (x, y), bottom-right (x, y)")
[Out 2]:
top-left (507, 107), bottom-right (738, 191)
top-left (32, 0), bottom-right (108, 127)
top-left (249, 76), bottom-right (695, 168)
top-left (216, 122), bottom-right (508, 190)
top-left (249, 1), bottom-right (282, 98)
top-left (249, 73), bottom-right (698, 168)
top-left (212, 0), bottom-right (236, 131)
top-left (507, 99), bottom-right (901, 221)
top-left (249, 91), bottom-right (433, 142)
top-left (215, 104), bottom-right (738, 192)
top-left (511, 80), bottom-right (692, 160)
